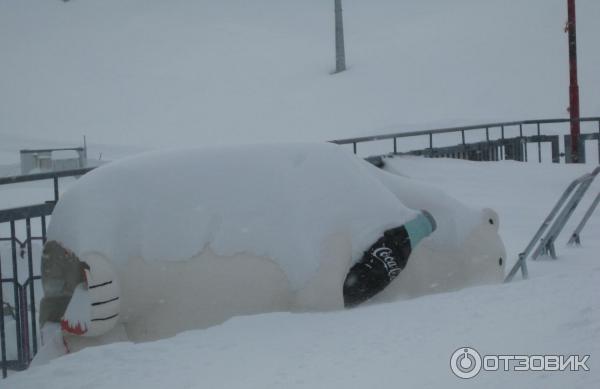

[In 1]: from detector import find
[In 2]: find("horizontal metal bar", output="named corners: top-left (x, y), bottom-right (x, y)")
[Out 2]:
top-left (329, 117), bottom-right (600, 145)
top-left (20, 147), bottom-right (84, 154)
top-left (21, 276), bottom-right (41, 289)
top-left (0, 167), bottom-right (95, 186)
top-left (0, 236), bottom-right (45, 241)
top-left (0, 203), bottom-right (55, 223)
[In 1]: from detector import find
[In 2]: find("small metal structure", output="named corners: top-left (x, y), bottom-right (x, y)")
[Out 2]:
top-left (20, 147), bottom-right (87, 175)
top-left (505, 167), bottom-right (600, 282)
top-left (0, 168), bottom-right (94, 378)
top-left (568, 191), bottom-right (600, 246)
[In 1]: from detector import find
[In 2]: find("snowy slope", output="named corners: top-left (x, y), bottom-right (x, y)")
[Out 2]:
top-left (1, 0), bottom-right (599, 148)
top-left (5, 158), bottom-right (600, 389)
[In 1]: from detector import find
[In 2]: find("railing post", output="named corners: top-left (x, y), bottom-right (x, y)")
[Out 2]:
top-left (352, 142), bottom-right (357, 154)
top-left (597, 119), bottom-right (600, 164)
top-left (519, 123), bottom-right (523, 138)
top-left (9, 221), bottom-right (22, 364)
top-left (41, 215), bottom-right (47, 244)
top-left (53, 177), bottom-right (59, 202)
top-left (429, 133), bottom-right (433, 151)
top-left (551, 136), bottom-right (560, 163)
top-left (564, 135), bottom-right (573, 163)
top-left (19, 287), bottom-right (29, 366)
top-left (537, 122), bottom-right (542, 163)
top-left (393, 137), bottom-right (397, 154)
top-left (0, 252), bottom-right (7, 378)
top-left (25, 218), bottom-right (37, 356)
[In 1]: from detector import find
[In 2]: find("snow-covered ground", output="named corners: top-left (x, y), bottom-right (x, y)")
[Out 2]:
top-left (4, 156), bottom-right (600, 389)
top-left (1, 0), bottom-right (599, 149)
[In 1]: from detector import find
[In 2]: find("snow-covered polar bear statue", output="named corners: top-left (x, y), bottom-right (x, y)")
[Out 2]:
top-left (35, 143), bottom-right (505, 362)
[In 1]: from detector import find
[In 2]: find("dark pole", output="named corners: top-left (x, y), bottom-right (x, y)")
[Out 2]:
top-left (334, 0), bottom-right (346, 73)
top-left (567, 0), bottom-right (581, 162)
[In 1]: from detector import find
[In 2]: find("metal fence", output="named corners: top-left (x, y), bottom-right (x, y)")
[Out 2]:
top-left (331, 117), bottom-right (600, 164)
top-left (0, 168), bottom-right (94, 378)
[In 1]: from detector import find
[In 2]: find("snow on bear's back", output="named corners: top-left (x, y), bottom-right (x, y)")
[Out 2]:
top-left (48, 143), bottom-right (419, 291)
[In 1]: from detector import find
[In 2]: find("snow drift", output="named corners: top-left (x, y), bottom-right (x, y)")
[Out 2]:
top-left (37, 143), bottom-right (505, 360)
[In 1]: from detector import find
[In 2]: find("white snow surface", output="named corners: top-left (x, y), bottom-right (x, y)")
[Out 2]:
top-left (47, 143), bottom-right (426, 290)
top-left (6, 157), bottom-right (600, 389)
top-left (1, 0), bottom-right (599, 149)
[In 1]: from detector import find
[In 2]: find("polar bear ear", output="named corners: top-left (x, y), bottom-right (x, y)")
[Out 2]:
top-left (482, 208), bottom-right (500, 231)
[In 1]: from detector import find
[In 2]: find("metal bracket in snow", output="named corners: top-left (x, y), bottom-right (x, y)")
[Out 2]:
top-left (567, 191), bottom-right (600, 246)
top-left (505, 167), bottom-right (600, 282)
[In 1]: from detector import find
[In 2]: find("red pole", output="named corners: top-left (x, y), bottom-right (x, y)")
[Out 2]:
top-left (567, 0), bottom-right (581, 162)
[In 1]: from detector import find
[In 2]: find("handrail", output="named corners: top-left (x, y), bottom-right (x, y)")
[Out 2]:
top-left (532, 167), bottom-right (600, 259)
top-left (0, 203), bottom-right (56, 224)
top-left (0, 167), bottom-right (97, 203)
top-left (505, 167), bottom-right (600, 282)
top-left (0, 167), bottom-right (96, 186)
top-left (330, 116), bottom-right (600, 145)
top-left (567, 191), bottom-right (600, 246)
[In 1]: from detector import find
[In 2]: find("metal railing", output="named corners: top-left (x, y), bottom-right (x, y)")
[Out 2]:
top-left (331, 117), bottom-right (600, 164)
top-left (0, 167), bottom-right (95, 204)
top-left (0, 168), bottom-right (95, 378)
top-left (567, 191), bottom-right (600, 246)
top-left (505, 167), bottom-right (600, 282)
